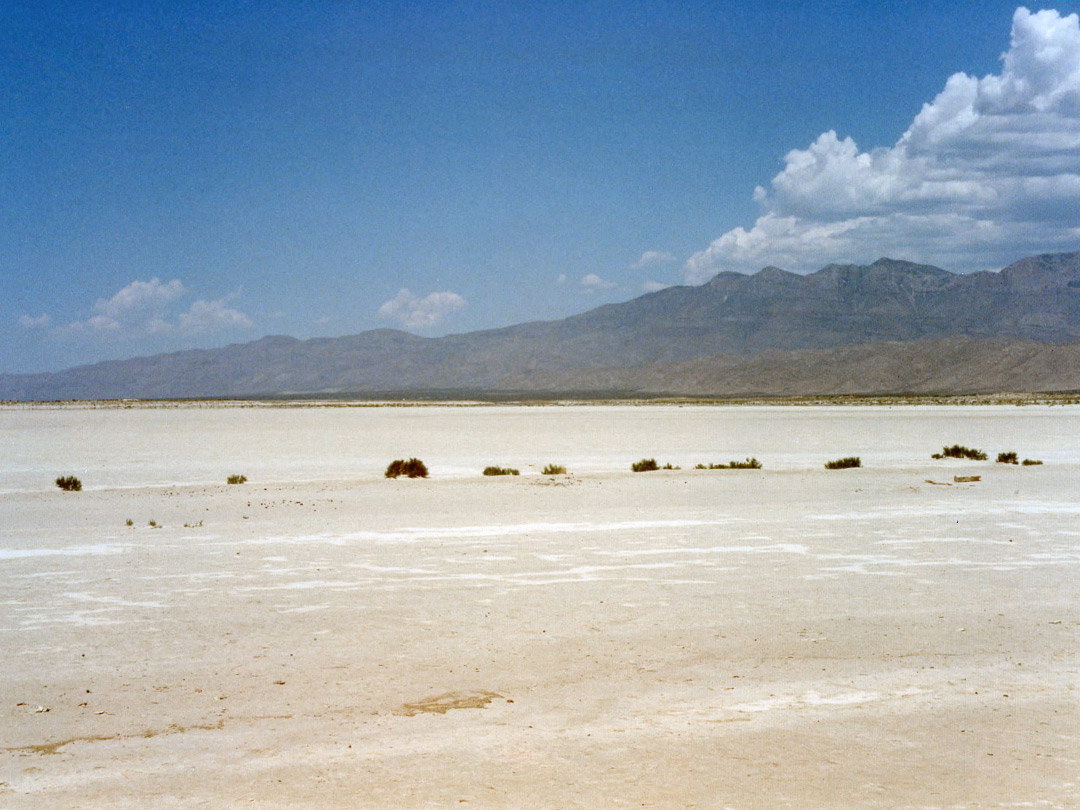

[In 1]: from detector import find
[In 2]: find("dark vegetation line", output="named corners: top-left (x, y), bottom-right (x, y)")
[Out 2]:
top-left (12, 391), bottom-right (1080, 408)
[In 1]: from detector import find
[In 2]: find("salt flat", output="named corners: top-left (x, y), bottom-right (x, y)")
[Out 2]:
top-left (1, 403), bottom-right (1078, 808)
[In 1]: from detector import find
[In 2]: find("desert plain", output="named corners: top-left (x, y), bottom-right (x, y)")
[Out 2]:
top-left (0, 402), bottom-right (1078, 809)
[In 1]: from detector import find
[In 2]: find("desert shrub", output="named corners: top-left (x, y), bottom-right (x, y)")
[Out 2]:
top-left (385, 458), bottom-right (429, 479)
top-left (227, 474), bottom-right (248, 484)
top-left (148, 519), bottom-right (159, 528)
top-left (55, 475), bottom-right (82, 491)
top-left (1022, 458), bottom-right (1043, 466)
top-left (662, 462), bottom-right (679, 470)
top-left (631, 458), bottom-right (660, 472)
top-left (125, 518), bottom-right (134, 527)
top-left (824, 456), bottom-right (861, 470)
top-left (936, 445), bottom-right (988, 461)
top-left (541, 463), bottom-right (566, 476)
top-left (696, 458), bottom-right (762, 470)
top-left (483, 466), bottom-right (520, 476)
top-left (996, 452), bottom-right (1018, 464)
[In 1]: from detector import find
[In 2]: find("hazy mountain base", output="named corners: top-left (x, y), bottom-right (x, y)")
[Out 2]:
top-left (4, 336), bottom-right (1080, 401)
top-left (495, 336), bottom-right (1080, 397)
top-left (5, 252), bottom-right (1080, 400)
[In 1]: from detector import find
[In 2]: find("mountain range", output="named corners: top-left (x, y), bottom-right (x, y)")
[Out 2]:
top-left (5, 251), bottom-right (1080, 400)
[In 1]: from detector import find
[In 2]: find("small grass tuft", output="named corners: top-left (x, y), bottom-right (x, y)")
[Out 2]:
top-left (385, 458), bottom-right (429, 479)
top-left (227, 474), bottom-right (248, 485)
top-left (541, 463), bottom-right (566, 476)
top-left (825, 456), bottom-right (861, 470)
top-left (631, 458), bottom-right (660, 472)
top-left (996, 452), bottom-right (1019, 464)
top-left (148, 519), bottom-right (159, 528)
top-left (125, 518), bottom-right (134, 527)
top-left (1022, 458), bottom-right (1043, 466)
top-left (55, 475), bottom-right (82, 492)
top-left (483, 466), bottom-right (520, 476)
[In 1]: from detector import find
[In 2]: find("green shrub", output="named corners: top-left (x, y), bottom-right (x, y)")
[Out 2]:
top-left (227, 474), bottom-right (248, 484)
top-left (385, 458), bottom-right (429, 479)
top-left (631, 458), bottom-right (660, 472)
top-left (996, 452), bottom-right (1018, 464)
top-left (1022, 458), bottom-right (1043, 466)
top-left (935, 445), bottom-right (987, 461)
top-left (483, 466), bottom-right (520, 476)
top-left (55, 475), bottom-right (82, 492)
top-left (541, 464), bottom-right (566, 476)
top-left (825, 456), bottom-right (861, 470)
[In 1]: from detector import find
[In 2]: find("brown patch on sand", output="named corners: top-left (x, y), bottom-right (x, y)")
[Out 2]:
top-left (394, 691), bottom-right (504, 717)
top-left (5, 720), bottom-right (224, 756)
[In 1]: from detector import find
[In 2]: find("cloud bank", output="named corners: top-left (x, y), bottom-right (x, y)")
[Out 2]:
top-left (379, 289), bottom-right (467, 329)
top-left (686, 7), bottom-right (1080, 282)
top-left (57, 278), bottom-right (251, 337)
top-left (18, 314), bottom-right (51, 329)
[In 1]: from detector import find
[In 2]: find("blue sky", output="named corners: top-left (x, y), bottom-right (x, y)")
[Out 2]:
top-left (5, 1), bottom-right (1080, 374)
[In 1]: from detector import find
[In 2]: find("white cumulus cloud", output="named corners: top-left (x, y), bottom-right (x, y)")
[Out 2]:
top-left (686, 7), bottom-right (1080, 282)
top-left (379, 289), bottom-right (467, 329)
top-left (580, 273), bottom-right (616, 290)
top-left (632, 251), bottom-right (676, 268)
top-left (94, 278), bottom-right (186, 321)
top-left (62, 278), bottom-right (187, 334)
top-left (59, 278), bottom-right (252, 337)
top-left (178, 298), bottom-right (253, 332)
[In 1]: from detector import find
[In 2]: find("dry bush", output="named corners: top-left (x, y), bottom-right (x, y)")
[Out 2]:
top-left (55, 475), bottom-right (82, 491)
top-left (385, 458), bottom-right (429, 479)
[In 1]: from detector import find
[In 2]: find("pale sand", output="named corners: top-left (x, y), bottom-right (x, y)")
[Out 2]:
top-left (1, 404), bottom-right (1078, 808)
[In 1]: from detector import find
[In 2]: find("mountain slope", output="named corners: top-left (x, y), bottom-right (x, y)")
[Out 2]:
top-left (3, 252), bottom-right (1080, 400)
top-left (499, 337), bottom-right (1080, 396)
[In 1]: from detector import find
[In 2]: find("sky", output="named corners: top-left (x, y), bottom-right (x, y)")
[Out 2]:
top-left (4, 1), bottom-right (1080, 374)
